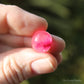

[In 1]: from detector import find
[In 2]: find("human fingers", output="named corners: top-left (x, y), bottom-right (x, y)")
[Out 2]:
top-left (0, 44), bottom-right (62, 67)
top-left (0, 34), bottom-right (65, 54)
top-left (0, 44), bottom-right (62, 66)
top-left (0, 4), bottom-right (48, 36)
top-left (0, 48), bottom-right (57, 84)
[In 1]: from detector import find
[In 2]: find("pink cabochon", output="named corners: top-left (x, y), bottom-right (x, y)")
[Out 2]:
top-left (32, 31), bottom-right (52, 52)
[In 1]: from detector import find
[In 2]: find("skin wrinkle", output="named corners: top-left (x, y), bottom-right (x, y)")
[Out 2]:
top-left (10, 56), bottom-right (25, 82)
top-left (3, 57), bottom-right (15, 84)
top-left (8, 60), bottom-right (16, 84)
top-left (2, 62), bottom-right (9, 84)
top-left (9, 58), bottom-right (20, 84)
top-left (13, 58), bottom-right (25, 82)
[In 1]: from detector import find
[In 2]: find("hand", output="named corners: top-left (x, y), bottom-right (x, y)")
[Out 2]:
top-left (0, 4), bottom-right (65, 84)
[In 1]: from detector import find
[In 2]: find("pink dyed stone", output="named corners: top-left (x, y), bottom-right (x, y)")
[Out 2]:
top-left (32, 31), bottom-right (52, 52)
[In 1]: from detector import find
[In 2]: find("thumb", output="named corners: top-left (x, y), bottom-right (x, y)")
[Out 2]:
top-left (0, 48), bottom-right (57, 84)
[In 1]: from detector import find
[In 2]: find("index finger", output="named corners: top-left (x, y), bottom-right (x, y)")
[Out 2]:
top-left (0, 4), bottom-right (48, 36)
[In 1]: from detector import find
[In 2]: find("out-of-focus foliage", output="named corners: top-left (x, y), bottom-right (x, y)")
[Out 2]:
top-left (0, 0), bottom-right (84, 84)
top-left (20, 80), bottom-right (29, 84)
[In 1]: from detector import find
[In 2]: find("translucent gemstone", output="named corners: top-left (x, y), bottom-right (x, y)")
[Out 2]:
top-left (32, 31), bottom-right (52, 52)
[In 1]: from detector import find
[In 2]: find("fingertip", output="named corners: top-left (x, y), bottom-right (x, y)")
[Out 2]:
top-left (49, 35), bottom-right (65, 54)
top-left (10, 48), bottom-right (57, 76)
top-left (31, 53), bottom-right (57, 74)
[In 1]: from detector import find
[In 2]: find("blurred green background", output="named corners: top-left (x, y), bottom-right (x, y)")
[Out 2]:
top-left (0, 0), bottom-right (84, 84)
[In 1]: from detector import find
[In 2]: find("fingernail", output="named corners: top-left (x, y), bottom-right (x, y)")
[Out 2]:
top-left (31, 58), bottom-right (56, 74)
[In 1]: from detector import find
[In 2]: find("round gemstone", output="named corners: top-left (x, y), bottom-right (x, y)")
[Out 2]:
top-left (32, 31), bottom-right (52, 52)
